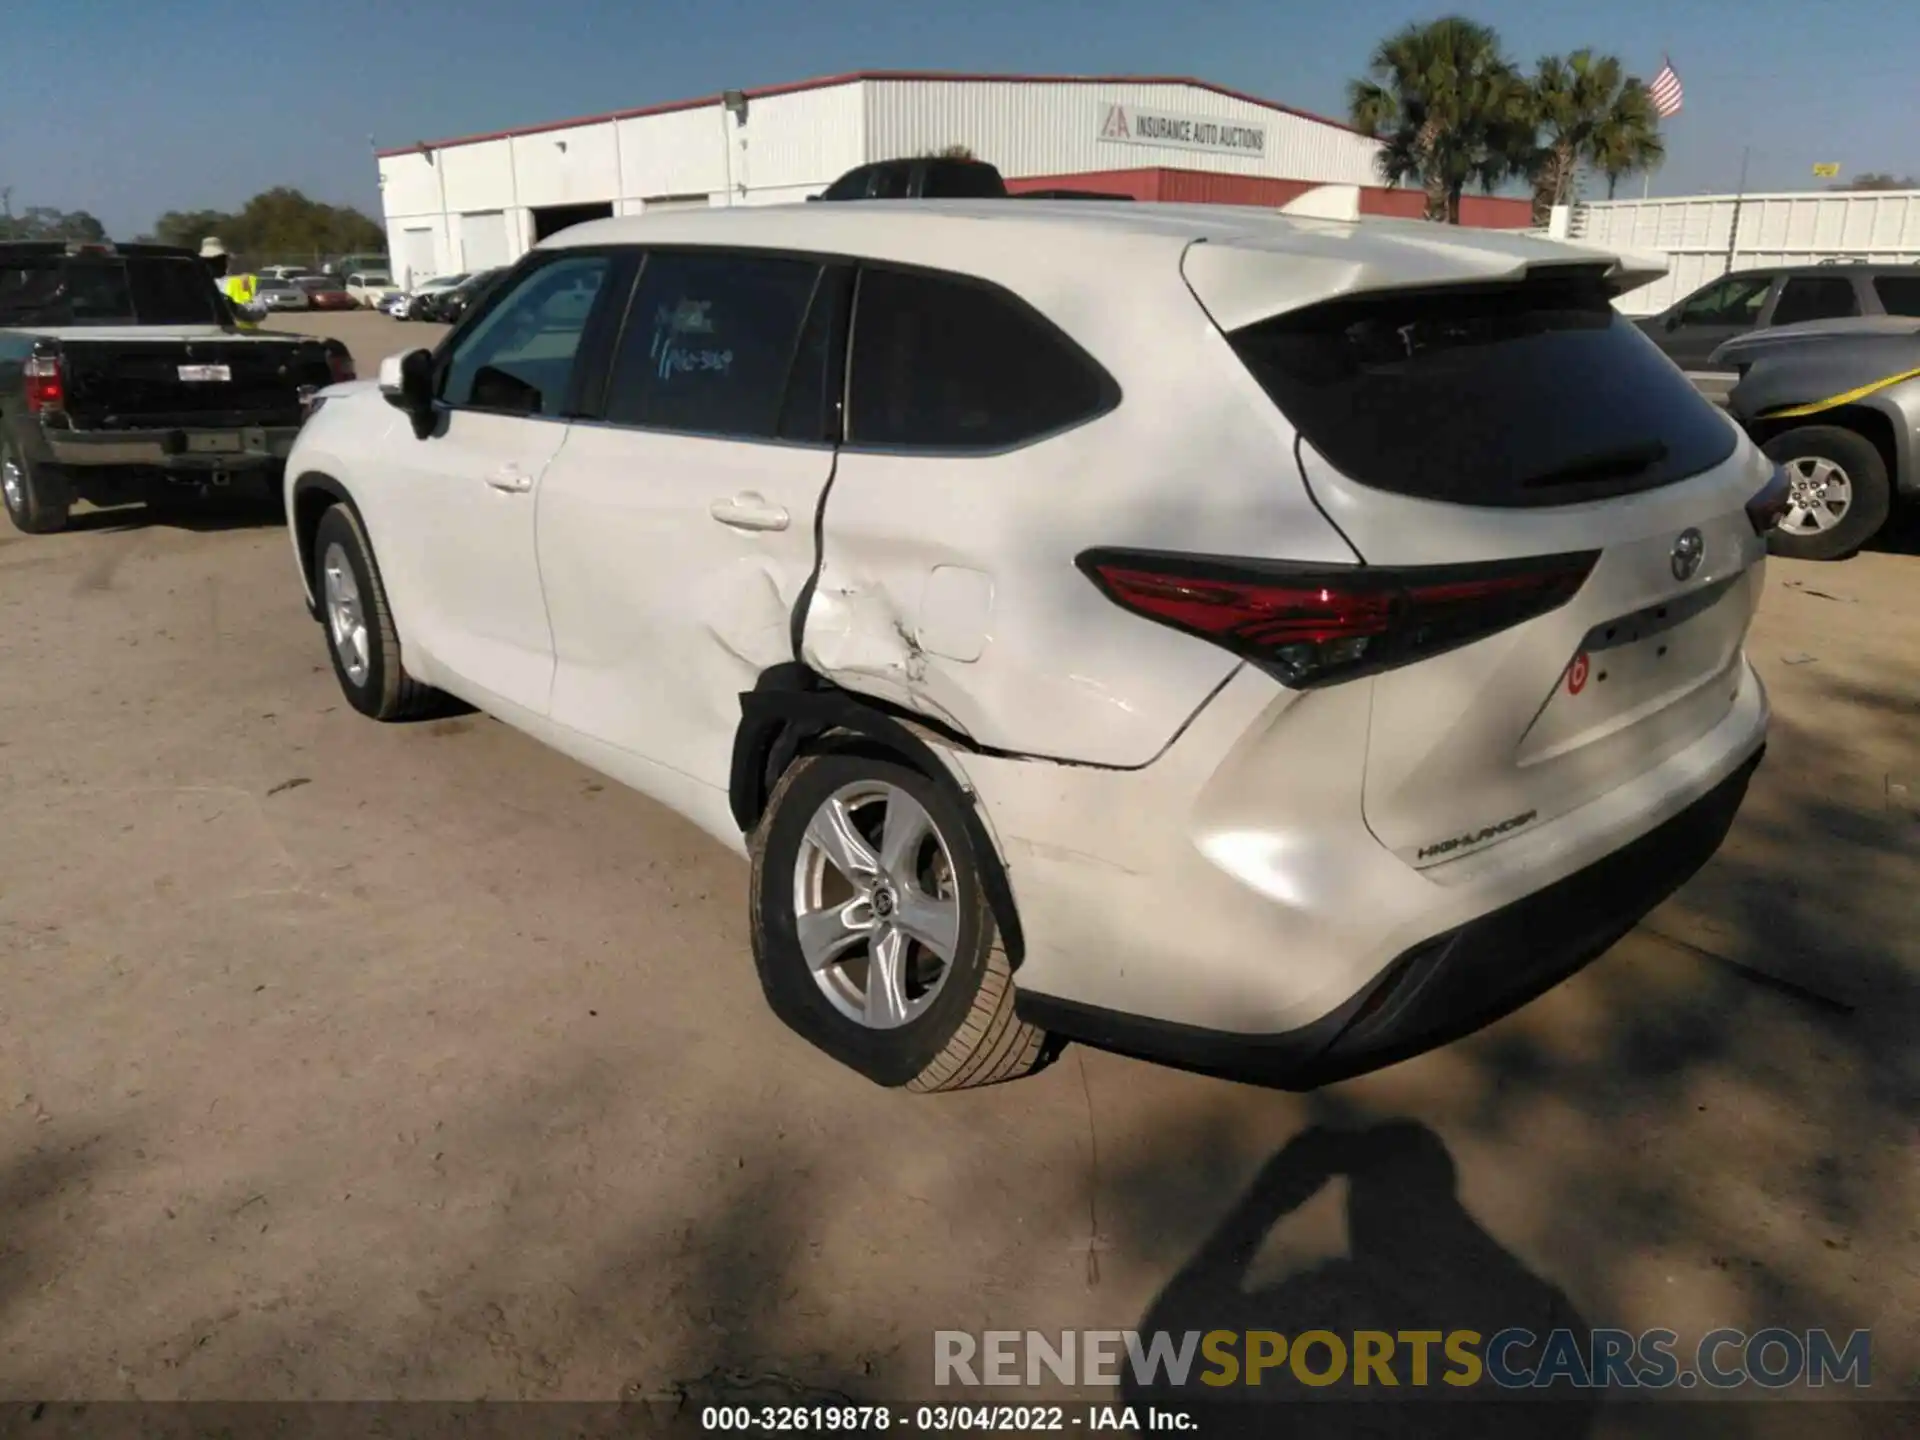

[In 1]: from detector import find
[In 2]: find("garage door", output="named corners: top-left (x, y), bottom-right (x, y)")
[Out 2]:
top-left (398, 227), bottom-right (435, 289)
top-left (460, 211), bottom-right (512, 271)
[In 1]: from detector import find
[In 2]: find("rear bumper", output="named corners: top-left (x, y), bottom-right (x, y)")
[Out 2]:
top-left (1017, 745), bottom-right (1762, 1087)
top-left (45, 424), bottom-right (300, 471)
top-left (954, 651), bottom-right (1768, 1086)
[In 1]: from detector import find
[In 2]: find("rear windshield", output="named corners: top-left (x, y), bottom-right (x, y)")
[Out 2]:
top-left (0, 255), bottom-right (224, 327)
top-left (1228, 276), bottom-right (1738, 507)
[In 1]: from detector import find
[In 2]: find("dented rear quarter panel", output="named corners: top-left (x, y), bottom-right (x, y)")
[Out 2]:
top-left (802, 232), bottom-right (1359, 768)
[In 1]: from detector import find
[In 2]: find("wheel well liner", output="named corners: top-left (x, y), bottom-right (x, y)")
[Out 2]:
top-left (290, 472), bottom-right (353, 618)
top-left (732, 664), bottom-right (1026, 964)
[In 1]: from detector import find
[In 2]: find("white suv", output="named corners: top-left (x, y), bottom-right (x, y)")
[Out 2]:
top-left (284, 202), bottom-right (1780, 1092)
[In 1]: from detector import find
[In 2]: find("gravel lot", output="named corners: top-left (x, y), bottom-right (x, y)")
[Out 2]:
top-left (1, 311), bottom-right (1915, 1424)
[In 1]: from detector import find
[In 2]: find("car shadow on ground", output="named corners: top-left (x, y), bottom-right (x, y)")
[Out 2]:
top-left (65, 497), bottom-right (286, 536)
top-left (1863, 504), bottom-right (1920, 558)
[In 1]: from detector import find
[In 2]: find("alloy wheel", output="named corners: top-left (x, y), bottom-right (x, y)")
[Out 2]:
top-left (322, 541), bottom-right (371, 686)
top-left (792, 780), bottom-right (962, 1029)
top-left (1780, 456), bottom-right (1853, 535)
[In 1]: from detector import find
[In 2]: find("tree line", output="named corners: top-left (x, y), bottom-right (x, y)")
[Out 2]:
top-left (1348, 16), bottom-right (1668, 224)
top-left (0, 187), bottom-right (382, 262)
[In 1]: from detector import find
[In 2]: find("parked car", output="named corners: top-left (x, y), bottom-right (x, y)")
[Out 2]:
top-left (398, 272), bottom-right (470, 320)
top-left (1, 239), bottom-right (351, 534)
top-left (253, 277), bottom-right (311, 313)
top-left (282, 198), bottom-right (1775, 1094)
top-left (377, 290), bottom-right (411, 319)
top-left (259, 265), bottom-right (315, 283)
top-left (1636, 263), bottom-right (1920, 400)
top-left (323, 253), bottom-right (389, 280)
top-left (296, 274), bottom-right (356, 311)
top-left (427, 267), bottom-right (506, 323)
top-left (1711, 315), bottom-right (1920, 559)
top-left (346, 272), bottom-right (400, 309)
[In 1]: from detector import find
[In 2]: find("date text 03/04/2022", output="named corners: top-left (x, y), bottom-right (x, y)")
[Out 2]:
top-left (698, 1403), bottom-right (1194, 1432)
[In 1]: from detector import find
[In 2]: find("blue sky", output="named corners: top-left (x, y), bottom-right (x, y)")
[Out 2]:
top-left (10, 0), bottom-right (1917, 236)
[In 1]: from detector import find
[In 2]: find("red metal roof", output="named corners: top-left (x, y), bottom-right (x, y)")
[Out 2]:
top-left (376, 70), bottom-right (1362, 158)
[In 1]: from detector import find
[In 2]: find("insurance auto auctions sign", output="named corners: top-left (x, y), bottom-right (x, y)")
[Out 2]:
top-left (1098, 103), bottom-right (1268, 158)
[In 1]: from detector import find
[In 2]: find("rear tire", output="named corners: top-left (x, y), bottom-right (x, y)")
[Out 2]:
top-left (1762, 426), bottom-right (1890, 560)
top-left (311, 502), bottom-right (439, 720)
top-left (749, 753), bottom-right (1050, 1092)
top-left (1, 438), bottom-right (71, 535)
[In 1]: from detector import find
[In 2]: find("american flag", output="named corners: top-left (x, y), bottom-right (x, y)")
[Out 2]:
top-left (1648, 59), bottom-right (1684, 118)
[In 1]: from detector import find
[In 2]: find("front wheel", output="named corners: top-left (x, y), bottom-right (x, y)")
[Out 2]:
top-left (749, 753), bottom-right (1050, 1092)
top-left (1, 438), bottom-right (71, 535)
top-left (1762, 426), bottom-right (1891, 560)
top-left (311, 502), bottom-right (440, 720)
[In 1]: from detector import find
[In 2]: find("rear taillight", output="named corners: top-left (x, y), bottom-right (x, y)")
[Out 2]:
top-left (327, 346), bottom-right (356, 384)
top-left (24, 355), bottom-right (64, 414)
top-left (1745, 464), bottom-right (1790, 535)
top-left (1077, 548), bottom-right (1599, 689)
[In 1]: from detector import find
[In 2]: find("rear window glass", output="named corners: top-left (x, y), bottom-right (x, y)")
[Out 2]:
top-left (1228, 277), bottom-right (1738, 507)
top-left (0, 255), bottom-right (222, 326)
top-left (1873, 275), bottom-right (1920, 317)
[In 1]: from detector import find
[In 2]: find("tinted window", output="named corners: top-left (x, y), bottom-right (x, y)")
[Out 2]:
top-left (847, 266), bottom-right (1116, 450)
top-left (1872, 274), bottom-right (1920, 317)
top-left (441, 254), bottom-right (610, 415)
top-left (778, 265), bottom-right (853, 442)
top-left (0, 255), bottom-right (222, 326)
top-left (601, 251), bottom-right (826, 439)
top-left (1771, 276), bottom-right (1860, 326)
top-left (1230, 277), bottom-right (1739, 508)
top-left (1676, 274), bottom-right (1773, 326)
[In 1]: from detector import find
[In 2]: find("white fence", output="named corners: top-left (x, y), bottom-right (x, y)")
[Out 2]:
top-left (1570, 189), bottom-right (1920, 314)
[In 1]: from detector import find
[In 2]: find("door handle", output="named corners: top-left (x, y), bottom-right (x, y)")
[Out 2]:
top-left (486, 465), bottom-right (533, 493)
top-left (709, 494), bottom-right (790, 532)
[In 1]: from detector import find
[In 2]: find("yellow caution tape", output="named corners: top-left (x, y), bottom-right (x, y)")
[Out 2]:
top-left (1761, 364), bottom-right (1920, 418)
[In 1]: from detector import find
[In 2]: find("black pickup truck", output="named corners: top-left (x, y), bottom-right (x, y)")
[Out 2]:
top-left (1, 240), bottom-right (353, 534)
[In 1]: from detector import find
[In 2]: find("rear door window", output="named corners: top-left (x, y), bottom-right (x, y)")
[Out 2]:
top-left (1770, 276), bottom-right (1861, 326)
top-left (599, 249), bottom-right (831, 440)
top-left (846, 266), bottom-right (1118, 450)
top-left (1229, 276), bottom-right (1738, 508)
top-left (1872, 274), bottom-right (1920, 316)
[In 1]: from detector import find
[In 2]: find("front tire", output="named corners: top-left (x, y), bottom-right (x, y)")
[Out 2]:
top-left (1762, 426), bottom-right (1891, 560)
top-left (749, 753), bottom-right (1050, 1092)
top-left (311, 502), bottom-right (439, 720)
top-left (1, 438), bottom-right (71, 535)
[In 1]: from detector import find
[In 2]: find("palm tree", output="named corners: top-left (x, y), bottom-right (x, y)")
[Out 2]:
top-left (1527, 51), bottom-right (1667, 220)
top-left (1347, 16), bottom-right (1534, 223)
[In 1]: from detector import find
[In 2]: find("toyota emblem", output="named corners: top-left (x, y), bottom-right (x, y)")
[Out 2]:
top-left (1670, 528), bottom-right (1704, 582)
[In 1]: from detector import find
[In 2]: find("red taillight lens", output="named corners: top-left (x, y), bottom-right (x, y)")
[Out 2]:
top-left (327, 346), bottom-right (356, 383)
top-left (1745, 464), bottom-right (1790, 535)
top-left (1077, 548), bottom-right (1599, 689)
top-left (24, 355), bottom-right (63, 414)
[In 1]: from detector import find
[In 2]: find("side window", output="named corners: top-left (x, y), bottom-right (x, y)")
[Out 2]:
top-left (1872, 275), bottom-right (1920, 317)
top-left (601, 250), bottom-right (827, 439)
top-left (1770, 276), bottom-right (1862, 327)
top-left (1675, 275), bottom-right (1773, 327)
top-left (847, 266), bottom-right (1116, 450)
top-left (441, 254), bottom-right (611, 416)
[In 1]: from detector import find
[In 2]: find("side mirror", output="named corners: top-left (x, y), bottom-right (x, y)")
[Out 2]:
top-left (379, 348), bottom-right (437, 438)
top-left (1664, 312), bottom-right (1682, 332)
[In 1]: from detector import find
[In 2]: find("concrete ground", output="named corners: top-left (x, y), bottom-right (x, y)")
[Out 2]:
top-left (1, 311), bottom-right (1915, 1429)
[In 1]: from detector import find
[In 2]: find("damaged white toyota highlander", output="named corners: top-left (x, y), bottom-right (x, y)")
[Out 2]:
top-left (284, 198), bottom-right (1783, 1092)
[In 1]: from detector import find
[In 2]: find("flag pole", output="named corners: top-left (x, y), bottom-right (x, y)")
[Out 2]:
top-left (1724, 145), bottom-right (1752, 273)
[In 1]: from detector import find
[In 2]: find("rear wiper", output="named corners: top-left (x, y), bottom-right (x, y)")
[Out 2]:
top-left (1519, 440), bottom-right (1668, 489)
